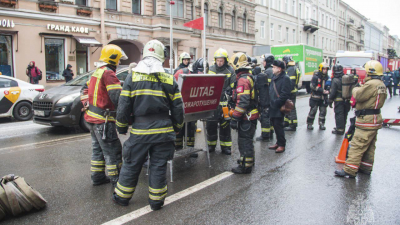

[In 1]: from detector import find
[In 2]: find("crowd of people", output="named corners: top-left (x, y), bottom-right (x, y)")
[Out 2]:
top-left (79, 40), bottom-right (388, 210)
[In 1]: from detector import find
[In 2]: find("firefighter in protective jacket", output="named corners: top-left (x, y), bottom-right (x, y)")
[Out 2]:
top-left (173, 52), bottom-right (191, 74)
top-left (256, 53), bottom-right (275, 141)
top-left (329, 64), bottom-right (351, 135)
top-left (230, 52), bottom-right (259, 174)
top-left (112, 40), bottom-right (184, 210)
top-left (307, 63), bottom-right (330, 130)
top-left (283, 56), bottom-right (299, 131)
top-left (80, 44), bottom-right (126, 186)
top-left (206, 48), bottom-right (236, 155)
top-left (335, 60), bottom-right (387, 178)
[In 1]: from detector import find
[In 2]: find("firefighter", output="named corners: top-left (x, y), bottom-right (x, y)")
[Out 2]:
top-left (329, 64), bottom-right (351, 135)
top-left (174, 58), bottom-right (208, 155)
top-left (113, 40), bottom-right (184, 210)
top-left (230, 52), bottom-right (259, 174)
top-left (351, 68), bottom-right (359, 85)
top-left (335, 60), bottom-right (387, 178)
top-left (174, 52), bottom-right (191, 74)
top-left (283, 55), bottom-right (299, 131)
top-left (80, 44), bottom-right (127, 186)
top-left (307, 63), bottom-right (330, 130)
top-left (256, 53), bottom-right (275, 141)
top-left (207, 49), bottom-right (236, 155)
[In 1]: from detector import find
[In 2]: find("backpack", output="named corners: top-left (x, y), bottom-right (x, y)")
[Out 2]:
top-left (342, 74), bottom-right (355, 100)
top-left (35, 67), bottom-right (43, 80)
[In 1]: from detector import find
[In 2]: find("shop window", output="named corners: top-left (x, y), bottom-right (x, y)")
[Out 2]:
top-left (166, 0), bottom-right (183, 18)
top-left (45, 38), bottom-right (65, 81)
top-left (0, 35), bottom-right (13, 77)
top-left (106, 0), bottom-right (117, 10)
top-left (132, 0), bottom-right (140, 14)
top-left (218, 7), bottom-right (223, 28)
top-left (75, 0), bottom-right (86, 6)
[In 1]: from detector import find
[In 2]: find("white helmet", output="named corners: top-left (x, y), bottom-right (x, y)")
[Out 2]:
top-left (143, 40), bottom-right (166, 62)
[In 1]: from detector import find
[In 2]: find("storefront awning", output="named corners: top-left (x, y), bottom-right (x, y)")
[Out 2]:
top-left (74, 36), bottom-right (102, 47)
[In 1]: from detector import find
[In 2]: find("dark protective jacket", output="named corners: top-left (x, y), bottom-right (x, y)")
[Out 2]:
top-left (382, 72), bottom-right (393, 87)
top-left (80, 65), bottom-right (122, 124)
top-left (329, 73), bottom-right (344, 103)
top-left (310, 71), bottom-right (329, 100)
top-left (116, 71), bottom-right (184, 143)
top-left (393, 70), bottom-right (400, 84)
top-left (62, 64), bottom-right (74, 78)
top-left (173, 63), bottom-right (188, 75)
top-left (256, 66), bottom-right (273, 108)
top-left (252, 66), bottom-right (262, 76)
top-left (269, 71), bottom-right (291, 118)
top-left (208, 64), bottom-right (236, 120)
top-left (286, 64), bottom-right (300, 93)
top-left (231, 71), bottom-right (259, 121)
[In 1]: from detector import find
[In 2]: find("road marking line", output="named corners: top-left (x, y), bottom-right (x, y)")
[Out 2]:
top-left (0, 134), bottom-right (91, 153)
top-left (103, 171), bottom-right (234, 225)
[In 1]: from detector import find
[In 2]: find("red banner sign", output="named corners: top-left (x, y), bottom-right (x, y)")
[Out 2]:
top-left (180, 75), bottom-right (225, 114)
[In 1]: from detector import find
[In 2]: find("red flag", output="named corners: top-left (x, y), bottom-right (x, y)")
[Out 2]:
top-left (184, 17), bottom-right (204, 30)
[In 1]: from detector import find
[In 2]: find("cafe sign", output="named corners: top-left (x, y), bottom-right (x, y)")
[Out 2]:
top-left (47, 24), bottom-right (89, 34)
top-left (1, 19), bottom-right (15, 28)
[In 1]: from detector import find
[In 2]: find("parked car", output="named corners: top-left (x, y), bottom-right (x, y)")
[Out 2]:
top-left (33, 66), bottom-right (129, 131)
top-left (0, 75), bottom-right (44, 121)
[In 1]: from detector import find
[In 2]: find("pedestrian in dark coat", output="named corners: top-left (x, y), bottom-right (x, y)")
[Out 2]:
top-left (393, 68), bottom-right (400, 95)
top-left (62, 64), bottom-right (74, 83)
top-left (268, 60), bottom-right (291, 153)
top-left (26, 61), bottom-right (41, 84)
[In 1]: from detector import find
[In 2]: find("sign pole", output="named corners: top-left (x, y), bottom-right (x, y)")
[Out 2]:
top-left (170, 1), bottom-right (174, 74)
top-left (201, 0), bottom-right (206, 63)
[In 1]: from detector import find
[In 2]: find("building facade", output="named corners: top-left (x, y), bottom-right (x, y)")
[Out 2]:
top-left (364, 20), bottom-right (383, 53)
top-left (0, 0), bottom-right (256, 84)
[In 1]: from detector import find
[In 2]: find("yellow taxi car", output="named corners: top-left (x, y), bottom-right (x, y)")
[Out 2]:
top-left (0, 75), bottom-right (44, 121)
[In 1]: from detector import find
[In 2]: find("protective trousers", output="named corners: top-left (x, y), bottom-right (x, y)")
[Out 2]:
top-left (284, 93), bottom-right (297, 128)
top-left (393, 82), bottom-right (399, 95)
top-left (114, 138), bottom-right (175, 208)
top-left (334, 101), bottom-right (351, 132)
top-left (89, 123), bottom-right (122, 184)
top-left (260, 108), bottom-right (274, 139)
top-left (175, 122), bottom-right (196, 149)
top-left (206, 119), bottom-right (232, 151)
top-left (307, 100), bottom-right (327, 125)
top-left (344, 128), bottom-right (378, 176)
top-left (238, 120), bottom-right (256, 168)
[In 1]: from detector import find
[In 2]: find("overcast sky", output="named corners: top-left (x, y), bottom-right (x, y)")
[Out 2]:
top-left (343, 0), bottom-right (400, 36)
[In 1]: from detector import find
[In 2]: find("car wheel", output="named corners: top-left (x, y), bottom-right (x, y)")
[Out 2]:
top-left (80, 113), bottom-right (90, 132)
top-left (13, 102), bottom-right (33, 121)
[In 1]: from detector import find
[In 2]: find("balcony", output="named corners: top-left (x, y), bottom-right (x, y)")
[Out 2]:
top-left (357, 25), bottom-right (364, 31)
top-left (77, 7), bottom-right (92, 16)
top-left (38, 1), bottom-right (58, 12)
top-left (347, 18), bottom-right (355, 27)
top-left (303, 19), bottom-right (319, 33)
top-left (349, 35), bottom-right (354, 40)
top-left (0, 0), bottom-right (17, 7)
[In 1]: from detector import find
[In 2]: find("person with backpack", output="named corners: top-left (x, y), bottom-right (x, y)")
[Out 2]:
top-left (26, 61), bottom-right (42, 84)
top-left (393, 68), bottom-right (400, 96)
top-left (62, 64), bottom-right (74, 83)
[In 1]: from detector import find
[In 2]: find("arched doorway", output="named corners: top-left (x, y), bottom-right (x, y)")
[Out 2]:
top-left (108, 39), bottom-right (143, 65)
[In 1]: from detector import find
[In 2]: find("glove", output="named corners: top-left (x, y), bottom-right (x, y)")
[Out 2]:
top-left (329, 102), bottom-right (333, 108)
top-left (230, 117), bottom-right (239, 130)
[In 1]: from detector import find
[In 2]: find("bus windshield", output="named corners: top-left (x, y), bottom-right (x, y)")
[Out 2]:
top-left (336, 57), bottom-right (370, 68)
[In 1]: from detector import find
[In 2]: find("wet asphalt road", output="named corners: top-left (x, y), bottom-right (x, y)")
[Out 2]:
top-left (0, 92), bottom-right (399, 225)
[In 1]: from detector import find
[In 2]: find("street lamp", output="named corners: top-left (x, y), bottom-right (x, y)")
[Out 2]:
top-left (170, 1), bottom-right (175, 74)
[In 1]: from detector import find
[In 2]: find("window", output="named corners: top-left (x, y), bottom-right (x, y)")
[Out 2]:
top-left (278, 25), bottom-right (282, 41)
top-left (45, 38), bottom-right (65, 81)
top-left (322, 37), bottom-right (324, 49)
top-left (132, 0), bottom-right (140, 14)
top-left (306, 33), bottom-right (309, 45)
top-left (285, 0), bottom-right (288, 13)
top-left (277, 0), bottom-right (281, 11)
top-left (0, 78), bottom-right (17, 88)
top-left (106, 0), bottom-right (117, 10)
top-left (166, 0), bottom-right (184, 18)
top-left (243, 13), bottom-right (247, 32)
top-left (190, 48), bottom-right (197, 61)
top-left (326, 15), bottom-right (328, 27)
top-left (204, 3), bottom-right (209, 26)
top-left (305, 6), bottom-right (309, 19)
top-left (286, 27), bottom-right (289, 42)
top-left (260, 21), bottom-right (265, 39)
top-left (262, 0), bottom-right (267, 6)
top-left (232, 10), bottom-right (236, 30)
top-left (0, 35), bottom-right (14, 77)
top-left (330, 39), bottom-right (332, 51)
top-left (292, 0), bottom-right (295, 15)
top-left (293, 29), bottom-right (296, 43)
top-left (313, 34), bottom-right (316, 46)
top-left (272, 0), bottom-right (275, 9)
top-left (313, 9), bottom-right (316, 20)
top-left (321, 13), bottom-right (324, 26)
top-left (218, 7), bottom-right (223, 28)
top-left (75, 0), bottom-right (86, 6)
top-left (270, 23), bottom-right (274, 40)
top-left (299, 31), bottom-right (302, 43)
top-left (333, 41), bottom-right (336, 51)
top-left (299, 3), bottom-right (302, 19)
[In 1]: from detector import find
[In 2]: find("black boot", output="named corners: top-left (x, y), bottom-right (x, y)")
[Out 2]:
top-left (358, 169), bottom-right (371, 175)
top-left (221, 149), bottom-right (231, 155)
top-left (208, 146), bottom-right (216, 153)
top-left (319, 123), bottom-right (326, 130)
top-left (112, 193), bottom-right (129, 206)
top-left (93, 177), bottom-right (110, 186)
top-left (284, 127), bottom-right (296, 131)
top-left (256, 136), bottom-right (270, 142)
top-left (307, 124), bottom-right (314, 130)
top-left (231, 165), bottom-right (252, 174)
top-left (150, 203), bottom-right (163, 211)
top-left (332, 129), bottom-right (344, 135)
top-left (334, 169), bottom-right (356, 179)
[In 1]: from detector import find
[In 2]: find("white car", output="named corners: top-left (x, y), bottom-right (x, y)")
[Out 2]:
top-left (0, 75), bottom-right (44, 121)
